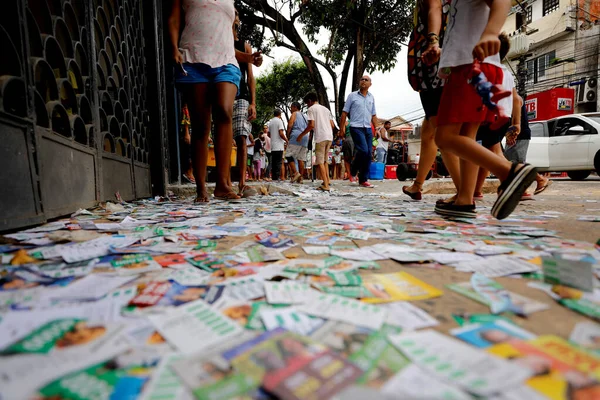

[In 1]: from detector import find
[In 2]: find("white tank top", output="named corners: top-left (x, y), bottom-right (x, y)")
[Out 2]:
top-left (439, 0), bottom-right (501, 72)
top-left (179, 0), bottom-right (239, 68)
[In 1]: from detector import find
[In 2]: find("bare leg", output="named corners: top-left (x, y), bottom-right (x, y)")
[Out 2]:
top-left (235, 136), bottom-right (247, 192)
top-left (212, 82), bottom-right (239, 199)
top-left (437, 123), bottom-right (515, 203)
top-left (474, 143), bottom-right (503, 196)
top-left (318, 163), bottom-right (330, 189)
top-left (184, 84), bottom-right (212, 202)
top-left (405, 118), bottom-right (437, 194)
top-left (453, 123), bottom-right (482, 205)
top-left (288, 158), bottom-right (299, 181)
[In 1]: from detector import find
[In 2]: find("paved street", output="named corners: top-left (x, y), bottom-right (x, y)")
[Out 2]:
top-left (2, 174), bottom-right (600, 398)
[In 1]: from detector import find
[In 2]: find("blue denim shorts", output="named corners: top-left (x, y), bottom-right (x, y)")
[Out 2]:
top-left (175, 63), bottom-right (241, 90)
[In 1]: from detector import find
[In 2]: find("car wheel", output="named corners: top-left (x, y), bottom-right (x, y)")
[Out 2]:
top-left (567, 170), bottom-right (591, 181)
top-left (396, 163), bottom-right (409, 181)
top-left (425, 169), bottom-right (433, 180)
top-left (595, 151), bottom-right (600, 173)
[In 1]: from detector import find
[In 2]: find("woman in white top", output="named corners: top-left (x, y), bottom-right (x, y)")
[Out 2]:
top-left (168, 0), bottom-right (260, 202)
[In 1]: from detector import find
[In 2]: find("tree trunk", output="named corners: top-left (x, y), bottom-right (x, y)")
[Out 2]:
top-left (338, 48), bottom-right (355, 119)
top-left (243, 0), bottom-right (331, 109)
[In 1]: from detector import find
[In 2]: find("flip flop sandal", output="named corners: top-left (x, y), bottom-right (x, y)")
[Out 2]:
top-left (316, 186), bottom-right (330, 191)
top-left (240, 186), bottom-right (258, 198)
top-left (402, 186), bottom-right (422, 200)
top-left (534, 180), bottom-right (552, 195)
top-left (492, 163), bottom-right (537, 220)
top-left (182, 174), bottom-right (195, 184)
top-left (213, 192), bottom-right (241, 201)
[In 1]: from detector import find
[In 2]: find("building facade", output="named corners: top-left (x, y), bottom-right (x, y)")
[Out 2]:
top-left (502, 0), bottom-right (599, 113)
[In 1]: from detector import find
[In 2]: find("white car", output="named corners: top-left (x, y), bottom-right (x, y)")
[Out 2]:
top-left (526, 113), bottom-right (600, 180)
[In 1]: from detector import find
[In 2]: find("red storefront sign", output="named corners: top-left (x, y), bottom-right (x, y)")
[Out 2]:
top-left (525, 88), bottom-right (575, 121)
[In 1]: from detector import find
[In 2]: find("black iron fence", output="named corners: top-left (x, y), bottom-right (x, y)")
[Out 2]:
top-left (0, 0), bottom-right (168, 231)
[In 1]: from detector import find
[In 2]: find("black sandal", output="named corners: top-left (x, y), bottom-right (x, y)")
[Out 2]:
top-left (492, 163), bottom-right (537, 220)
top-left (434, 202), bottom-right (476, 218)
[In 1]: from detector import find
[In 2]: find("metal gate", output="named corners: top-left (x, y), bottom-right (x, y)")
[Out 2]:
top-left (0, 0), bottom-right (168, 231)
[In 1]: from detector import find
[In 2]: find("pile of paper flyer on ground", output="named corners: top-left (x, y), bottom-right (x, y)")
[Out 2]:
top-left (1, 191), bottom-right (600, 400)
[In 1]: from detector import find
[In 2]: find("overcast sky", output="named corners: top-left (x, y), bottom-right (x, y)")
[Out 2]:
top-left (255, 26), bottom-right (424, 125)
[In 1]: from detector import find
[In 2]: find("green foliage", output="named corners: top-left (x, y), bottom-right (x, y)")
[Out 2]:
top-left (300, 0), bottom-right (415, 75)
top-left (252, 58), bottom-right (315, 133)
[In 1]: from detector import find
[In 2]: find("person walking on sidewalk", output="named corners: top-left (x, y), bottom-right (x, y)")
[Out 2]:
top-left (340, 76), bottom-right (379, 188)
top-left (232, 9), bottom-right (257, 197)
top-left (286, 102), bottom-right (309, 184)
top-left (432, 0), bottom-right (537, 220)
top-left (261, 124), bottom-right (272, 180)
top-left (504, 100), bottom-right (552, 197)
top-left (375, 121), bottom-right (396, 164)
top-left (268, 109), bottom-right (288, 181)
top-left (297, 92), bottom-right (335, 191)
top-left (402, 0), bottom-right (460, 201)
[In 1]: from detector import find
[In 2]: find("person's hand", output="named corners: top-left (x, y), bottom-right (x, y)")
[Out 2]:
top-left (422, 43), bottom-right (441, 66)
top-left (173, 49), bottom-right (184, 65)
top-left (247, 103), bottom-right (257, 121)
top-left (472, 33), bottom-right (501, 61)
top-left (296, 136), bottom-right (302, 143)
top-left (184, 133), bottom-right (191, 145)
top-left (252, 51), bottom-right (263, 67)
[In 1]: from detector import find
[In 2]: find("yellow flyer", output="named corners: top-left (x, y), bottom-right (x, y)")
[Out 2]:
top-left (488, 340), bottom-right (600, 400)
top-left (360, 272), bottom-right (443, 303)
top-left (530, 336), bottom-right (600, 380)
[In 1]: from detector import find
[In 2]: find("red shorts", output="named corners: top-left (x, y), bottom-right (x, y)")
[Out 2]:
top-left (437, 63), bottom-right (504, 126)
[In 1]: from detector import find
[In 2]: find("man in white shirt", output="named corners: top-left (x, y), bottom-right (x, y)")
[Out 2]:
top-left (268, 109), bottom-right (288, 181)
top-left (375, 121), bottom-right (395, 164)
top-left (297, 92), bottom-right (335, 191)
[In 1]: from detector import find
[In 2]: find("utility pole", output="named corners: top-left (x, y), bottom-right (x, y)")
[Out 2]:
top-left (516, 55), bottom-right (528, 99)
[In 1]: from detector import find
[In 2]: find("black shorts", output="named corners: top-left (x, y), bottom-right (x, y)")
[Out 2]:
top-left (476, 121), bottom-right (510, 149)
top-left (419, 87), bottom-right (444, 120)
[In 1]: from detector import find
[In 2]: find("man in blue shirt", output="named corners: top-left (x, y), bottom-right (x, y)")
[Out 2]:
top-left (340, 75), bottom-right (379, 188)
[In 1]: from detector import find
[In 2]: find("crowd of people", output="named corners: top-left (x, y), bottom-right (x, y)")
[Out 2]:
top-left (169, 0), bottom-right (546, 220)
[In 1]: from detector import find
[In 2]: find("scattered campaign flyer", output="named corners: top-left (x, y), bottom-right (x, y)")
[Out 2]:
top-left (471, 274), bottom-right (525, 315)
top-left (140, 353), bottom-right (194, 400)
top-left (454, 255), bottom-right (539, 277)
top-left (451, 320), bottom-right (536, 348)
top-left (388, 329), bottom-right (532, 396)
top-left (260, 307), bottom-right (324, 336)
top-left (148, 299), bottom-right (242, 354)
top-left (448, 281), bottom-right (550, 315)
top-left (347, 230), bottom-right (371, 240)
top-left (219, 278), bottom-right (264, 302)
top-left (570, 321), bottom-right (600, 354)
top-left (38, 274), bottom-right (135, 302)
top-left (222, 328), bottom-right (362, 400)
top-left (296, 293), bottom-right (387, 330)
top-left (381, 364), bottom-right (472, 399)
top-left (542, 256), bottom-right (595, 292)
top-left (489, 338), bottom-right (600, 400)
top-left (0, 321), bottom-right (131, 399)
top-left (264, 281), bottom-right (314, 304)
top-left (302, 246), bottom-right (331, 255)
top-left (360, 272), bottom-right (443, 303)
top-left (382, 302), bottom-right (439, 331)
top-left (256, 231), bottom-right (294, 248)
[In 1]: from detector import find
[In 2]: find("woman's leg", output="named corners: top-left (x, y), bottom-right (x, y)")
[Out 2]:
top-left (212, 82), bottom-right (239, 198)
top-left (183, 84), bottom-right (212, 202)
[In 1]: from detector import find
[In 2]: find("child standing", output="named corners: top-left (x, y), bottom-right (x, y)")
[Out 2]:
top-left (433, 0), bottom-right (537, 219)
